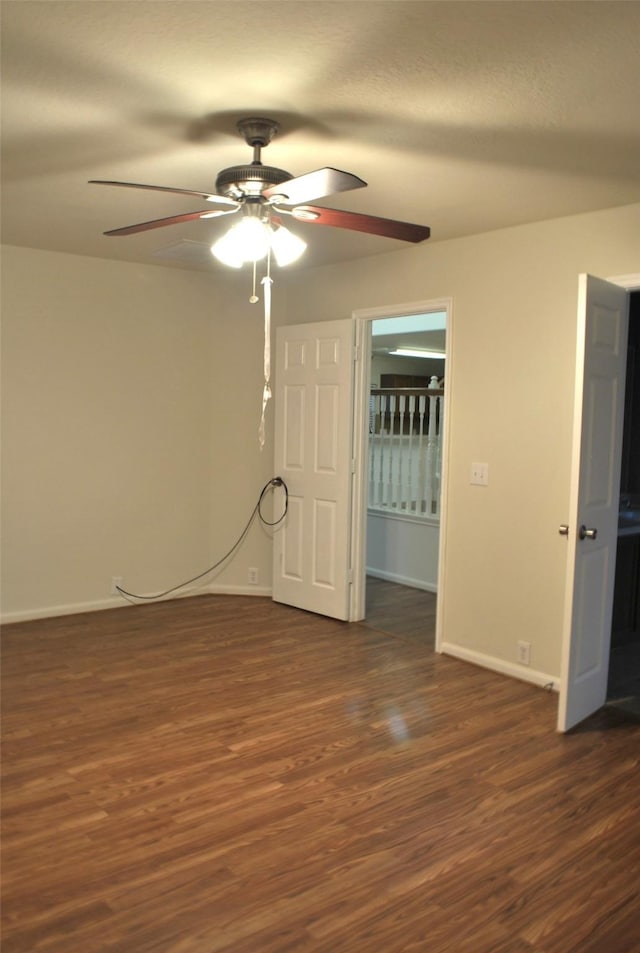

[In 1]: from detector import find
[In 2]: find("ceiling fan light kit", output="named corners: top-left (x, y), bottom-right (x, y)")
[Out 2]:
top-left (210, 216), bottom-right (307, 269)
top-left (210, 199), bottom-right (307, 269)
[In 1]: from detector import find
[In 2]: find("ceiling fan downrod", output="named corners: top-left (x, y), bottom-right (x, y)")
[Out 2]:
top-left (236, 117), bottom-right (279, 165)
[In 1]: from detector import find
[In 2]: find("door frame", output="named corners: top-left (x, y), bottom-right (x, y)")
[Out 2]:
top-left (349, 296), bottom-right (454, 651)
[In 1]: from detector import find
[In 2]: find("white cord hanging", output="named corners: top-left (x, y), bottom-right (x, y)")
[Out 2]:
top-left (249, 260), bottom-right (259, 304)
top-left (258, 254), bottom-right (273, 451)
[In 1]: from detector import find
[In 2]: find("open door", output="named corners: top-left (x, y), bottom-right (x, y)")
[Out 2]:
top-left (272, 319), bottom-right (355, 621)
top-left (558, 275), bottom-right (629, 731)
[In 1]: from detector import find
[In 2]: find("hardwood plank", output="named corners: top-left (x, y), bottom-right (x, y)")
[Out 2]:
top-left (2, 594), bottom-right (639, 952)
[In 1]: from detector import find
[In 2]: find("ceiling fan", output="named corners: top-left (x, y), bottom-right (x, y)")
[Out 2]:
top-left (89, 117), bottom-right (431, 261)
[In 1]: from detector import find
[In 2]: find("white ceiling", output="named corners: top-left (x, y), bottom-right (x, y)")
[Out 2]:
top-left (2, 1), bottom-right (640, 273)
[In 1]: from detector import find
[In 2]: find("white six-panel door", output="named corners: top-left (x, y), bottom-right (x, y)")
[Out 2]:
top-left (272, 319), bottom-right (355, 621)
top-left (558, 275), bottom-right (629, 731)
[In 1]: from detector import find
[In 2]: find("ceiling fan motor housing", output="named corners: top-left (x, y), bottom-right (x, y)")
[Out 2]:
top-left (215, 163), bottom-right (292, 200)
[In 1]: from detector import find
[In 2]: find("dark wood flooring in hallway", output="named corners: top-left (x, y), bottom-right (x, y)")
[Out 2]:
top-left (360, 575), bottom-right (437, 648)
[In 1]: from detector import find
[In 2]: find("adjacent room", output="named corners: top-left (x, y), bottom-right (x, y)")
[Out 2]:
top-left (2, 2), bottom-right (639, 951)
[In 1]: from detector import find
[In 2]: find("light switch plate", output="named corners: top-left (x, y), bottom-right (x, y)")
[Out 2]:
top-left (471, 462), bottom-right (489, 486)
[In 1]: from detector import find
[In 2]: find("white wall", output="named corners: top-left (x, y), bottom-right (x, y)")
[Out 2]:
top-left (3, 205), bottom-right (639, 689)
top-left (203, 268), bottom-right (285, 596)
top-left (367, 512), bottom-right (439, 591)
top-left (284, 203), bottom-right (640, 684)
top-left (0, 247), bottom-right (278, 621)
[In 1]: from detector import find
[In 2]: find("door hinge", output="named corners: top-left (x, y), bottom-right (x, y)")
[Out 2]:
top-left (353, 344), bottom-right (360, 362)
top-left (351, 458), bottom-right (356, 474)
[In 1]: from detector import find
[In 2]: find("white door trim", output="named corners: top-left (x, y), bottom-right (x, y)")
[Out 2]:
top-left (350, 297), bottom-right (454, 653)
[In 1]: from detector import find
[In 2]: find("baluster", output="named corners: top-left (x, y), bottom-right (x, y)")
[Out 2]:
top-left (434, 393), bottom-right (443, 517)
top-left (397, 395), bottom-right (406, 510)
top-left (417, 395), bottom-right (426, 513)
top-left (407, 395), bottom-right (415, 512)
top-left (369, 395), bottom-right (377, 508)
top-left (386, 395), bottom-right (395, 507)
top-left (425, 405), bottom-right (436, 515)
top-left (423, 377), bottom-right (439, 515)
top-left (377, 394), bottom-right (386, 507)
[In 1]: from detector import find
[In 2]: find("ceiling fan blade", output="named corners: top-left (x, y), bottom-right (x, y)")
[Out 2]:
top-left (263, 168), bottom-right (366, 205)
top-left (103, 207), bottom-right (237, 236)
top-left (289, 205), bottom-right (431, 243)
top-left (89, 180), bottom-right (239, 208)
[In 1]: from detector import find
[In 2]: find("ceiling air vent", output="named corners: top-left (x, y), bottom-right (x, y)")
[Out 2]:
top-left (152, 240), bottom-right (213, 264)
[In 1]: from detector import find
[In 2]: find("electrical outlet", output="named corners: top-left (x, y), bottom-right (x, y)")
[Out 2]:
top-left (111, 576), bottom-right (123, 595)
top-left (517, 640), bottom-right (531, 665)
top-left (248, 567), bottom-right (259, 585)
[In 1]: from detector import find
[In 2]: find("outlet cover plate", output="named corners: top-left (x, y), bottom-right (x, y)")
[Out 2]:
top-left (471, 462), bottom-right (489, 486)
top-left (517, 640), bottom-right (531, 665)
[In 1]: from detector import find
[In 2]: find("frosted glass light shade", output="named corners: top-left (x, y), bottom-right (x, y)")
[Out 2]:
top-left (270, 225), bottom-right (307, 266)
top-left (211, 218), bottom-right (307, 268)
top-left (211, 217), bottom-right (270, 267)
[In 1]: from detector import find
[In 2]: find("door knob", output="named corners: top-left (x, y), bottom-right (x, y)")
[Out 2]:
top-left (579, 525), bottom-right (598, 540)
top-left (558, 524), bottom-right (569, 536)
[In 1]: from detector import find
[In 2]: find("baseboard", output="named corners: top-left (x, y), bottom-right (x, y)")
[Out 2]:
top-left (1, 584), bottom-right (272, 625)
top-left (206, 583), bottom-right (272, 598)
top-left (366, 568), bottom-right (437, 594)
top-left (3, 597), bottom-right (133, 624)
top-left (439, 641), bottom-right (558, 692)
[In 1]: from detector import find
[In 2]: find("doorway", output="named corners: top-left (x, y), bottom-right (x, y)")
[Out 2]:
top-left (607, 289), bottom-right (640, 718)
top-left (350, 298), bottom-right (452, 649)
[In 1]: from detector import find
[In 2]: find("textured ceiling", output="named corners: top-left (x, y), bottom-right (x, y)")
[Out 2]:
top-left (2, 0), bottom-right (640, 273)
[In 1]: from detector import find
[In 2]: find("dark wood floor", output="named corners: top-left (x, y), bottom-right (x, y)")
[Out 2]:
top-left (2, 594), bottom-right (639, 953)
top-left (361, 576), bottom-right (437, 647)
top-left (365, 575), bottom-right (640, 718)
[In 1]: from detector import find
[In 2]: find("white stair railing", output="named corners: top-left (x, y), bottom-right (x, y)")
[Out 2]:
top-left (369, 377), bottom-right (443, 518)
